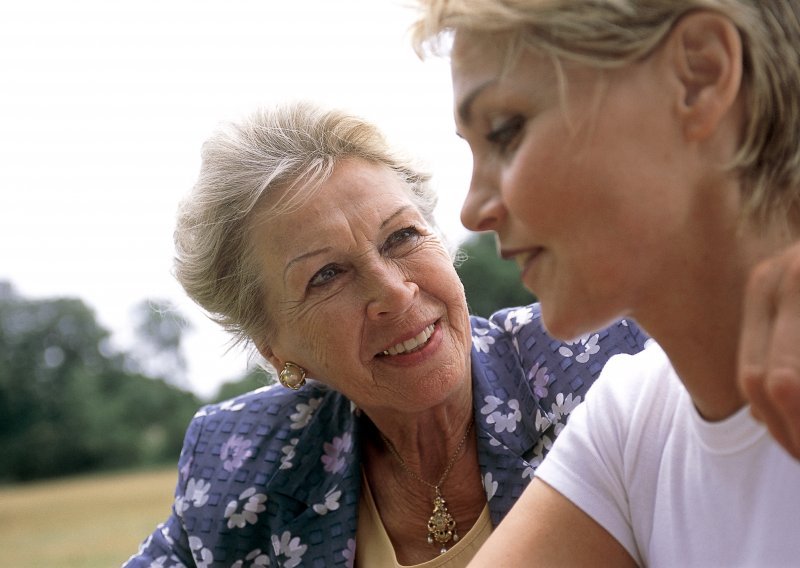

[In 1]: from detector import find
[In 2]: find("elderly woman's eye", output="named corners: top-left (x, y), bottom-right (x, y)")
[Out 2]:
top-left (309, 264), bottom-right (343, 287)
top-left (487, 115), bottom-right (525, 151)
top-left (383, 226), bottom-right (423, 252)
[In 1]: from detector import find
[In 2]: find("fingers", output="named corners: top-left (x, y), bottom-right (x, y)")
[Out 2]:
top-left (738, 257), bottom-right (777, 422)
top-left (738, 242), bottom-right (800, 460)
top-left (763, 249), bottom-right (800, 458)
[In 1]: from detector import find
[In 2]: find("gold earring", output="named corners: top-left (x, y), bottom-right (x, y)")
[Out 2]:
top-left (279, 362), bottom-right (306, 390)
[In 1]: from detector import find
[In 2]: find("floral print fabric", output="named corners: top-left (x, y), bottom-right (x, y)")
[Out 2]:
top-left (124, 303), bottom-right (648, 567)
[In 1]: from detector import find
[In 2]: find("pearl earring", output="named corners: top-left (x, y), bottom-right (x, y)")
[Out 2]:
top-left (279, 362), bottom-right (306, 390)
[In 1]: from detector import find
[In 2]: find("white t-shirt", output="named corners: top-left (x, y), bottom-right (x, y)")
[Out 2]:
top-left (535, 342), bottom-right (800, 567)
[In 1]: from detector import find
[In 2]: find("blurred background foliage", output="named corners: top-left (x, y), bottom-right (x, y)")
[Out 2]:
top-left (0, 284), bottom-right (203, 482)
top-left (0, 232), bottom-right (531, 483)
top-left (456, 232), bottom-right (536, 317)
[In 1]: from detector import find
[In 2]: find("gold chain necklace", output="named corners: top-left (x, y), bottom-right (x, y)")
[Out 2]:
top-left (379, 419), bottom-right (474, 555)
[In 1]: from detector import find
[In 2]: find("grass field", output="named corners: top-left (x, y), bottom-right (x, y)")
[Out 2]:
top-left (0, 467), bottom-right (178, 568)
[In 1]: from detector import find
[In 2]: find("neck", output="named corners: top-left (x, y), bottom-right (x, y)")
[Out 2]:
top-left (634, 216), bottom-right (793, 421)
top-left (361, 416), bottom-right (485, 564)
top-left (363, 390), bottom-right (475, 481)
top-left (640, 296), bottom-right (743, 421)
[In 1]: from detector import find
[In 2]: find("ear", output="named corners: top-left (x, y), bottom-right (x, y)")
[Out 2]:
top-left (667, 11), bottom-right (743, 141)
top-left (255, 340), bottom-right (283, 372)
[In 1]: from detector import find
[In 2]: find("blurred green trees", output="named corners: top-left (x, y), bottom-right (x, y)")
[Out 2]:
top-left (0, 283), bottom-right (200, 482)
top-left (456, 232), bottom-right (536, 317)
top-left (214, 367), bottom-right (274, 401)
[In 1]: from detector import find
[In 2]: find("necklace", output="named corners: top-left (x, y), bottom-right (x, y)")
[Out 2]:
top-left (379, 419), bottom-right (474, 555)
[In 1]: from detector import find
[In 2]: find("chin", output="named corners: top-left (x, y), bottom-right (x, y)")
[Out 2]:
top-left (540, 302), bottom-right (619, 342)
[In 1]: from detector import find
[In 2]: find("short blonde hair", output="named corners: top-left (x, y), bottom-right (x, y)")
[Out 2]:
top-left (174, 102), bottom-right (438, 348)
top-left (412, 0), bottom-right (800, 228)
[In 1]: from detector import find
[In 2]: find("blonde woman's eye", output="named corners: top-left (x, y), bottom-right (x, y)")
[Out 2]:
top-left (486, 115), bottom-right (525, 151)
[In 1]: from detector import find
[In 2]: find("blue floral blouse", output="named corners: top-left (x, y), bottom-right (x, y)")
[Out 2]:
top-left (124, 304), bottom-right (648, 567)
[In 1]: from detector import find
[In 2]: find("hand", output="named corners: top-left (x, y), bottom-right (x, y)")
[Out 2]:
top-left (738, 241), bottom-right (800, 460)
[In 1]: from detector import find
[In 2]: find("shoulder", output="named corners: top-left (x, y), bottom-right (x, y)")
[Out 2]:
top-left (192, 380), bottom-right (340, 425)
top-left (469, 304), bottom-right (548, 361)
top-left (474, 303), bottom-right (648, 357)
top-left (165, 382), bottom-right (360, 566)
top-left (571, 340), bottom-right (685, 457)
top-left (470, 303), bottom-right (650, 388)
top-left (469, 305), bottom-right (651, 465)
top-left (589, 340), bottom-right (677, 409)
top-left (182, 380), bottom-right (355, 478)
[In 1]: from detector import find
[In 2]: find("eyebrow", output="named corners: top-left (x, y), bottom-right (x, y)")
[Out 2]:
top-left (381, 205), bottom-right (410, 231)
top-left (456, 79), bottom-right (496, 126)
top-left (283, 246), bottom-right (332, 282)
top-left (282, 204), bottom-right (412, 281)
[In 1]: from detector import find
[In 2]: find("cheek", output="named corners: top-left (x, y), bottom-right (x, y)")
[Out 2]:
top-left (503, 138), bottom-right (572, 227)
top-left (416, 255), bottom-right (470, 324)
top-left (270, 296), bottom-right (356, 371)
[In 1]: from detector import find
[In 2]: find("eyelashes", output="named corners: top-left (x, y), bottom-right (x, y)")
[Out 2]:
top-left (306, 225), bottom-right (424, 290)
top-left (379, 225), bottom-right (422, 254)
top-left (486, 115), bottom-right (525, 152)
top-left (308, 264), bottom-right (343, 288)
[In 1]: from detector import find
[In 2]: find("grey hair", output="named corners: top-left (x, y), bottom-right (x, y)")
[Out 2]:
top-left (174, 102), bottom-right (438, 349)
top-left (412, 0), bottom-right (800, 229)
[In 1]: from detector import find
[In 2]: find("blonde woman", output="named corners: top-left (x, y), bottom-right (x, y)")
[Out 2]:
top-left (413, 1), bottom-right (800, 565)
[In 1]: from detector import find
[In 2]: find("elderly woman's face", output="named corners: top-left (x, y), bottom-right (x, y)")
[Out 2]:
top-left (255, 159), bottom-right (473, 414)
top-left (451, 32), bottom-right (707, 340)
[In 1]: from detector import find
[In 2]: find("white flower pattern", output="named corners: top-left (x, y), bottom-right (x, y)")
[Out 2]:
top-left (551, 392), bottom-right (582, 422)
top-left (558, 332), bottom-right (601, 363)
top-left (312, 486), bottom-right (342, 515)
top-left (221, 434), bottom-right (254, 472)
top-left (524, 434), bottom-right (554, 474)
top-left (342, 538), bottom-right (356, 568)
top-left (279, 437), bottom-right (300, 470)
top-left (529, 362), bottom-right (551, 398)
top-left (148, 554), bottom-right (186, 568)
top-left (271, 531), bottom-right (307, 568)
top-left (231, 548), bottom-right (270, 568)
top-left (290, 398), bottom-right (322, 430)
top-left (472, 327), bottom-right (495, 353)
top-left (321, 432), bottom-right (352, 474)
top-left (224, 487), bottom-right (267, 529)
top-left (534, 408), bottom-right (552, 433)
top-left (483, 472), bottom-right (498, 500)
top-left (481, 396), bottom-right (522, 433)
top-left (188, 536), bottom-right (214, 568)
top-left (504, 305), bottom-right (534, 334)
top-left (175, 478), bottom-right (210, 516)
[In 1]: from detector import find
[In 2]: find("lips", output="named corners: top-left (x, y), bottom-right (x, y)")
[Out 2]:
top-left (381, 324), bottom-right (435, 356)
top-left (502, 247), bottom-right (543, 278)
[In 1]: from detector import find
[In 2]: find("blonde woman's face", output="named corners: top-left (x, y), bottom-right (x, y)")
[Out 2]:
top-left (255, 159), bottom-right (473, 415)
top-left (451, 32), bottom-right (709, 340)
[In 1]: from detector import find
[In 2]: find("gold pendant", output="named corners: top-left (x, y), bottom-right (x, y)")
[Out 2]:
top-left (426, 488), bottom-right (458, 554)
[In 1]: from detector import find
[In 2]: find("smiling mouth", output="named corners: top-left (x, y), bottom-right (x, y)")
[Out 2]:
top-left (381, 324), bottom-right (435, 356)
top-left (513, 252), bottom-right (530, 266)
top-left (509, 249), bottom-right (543, 272)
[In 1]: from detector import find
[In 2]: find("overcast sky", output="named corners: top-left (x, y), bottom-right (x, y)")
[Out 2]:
top-left (0, 0), bottom-right (473, 398)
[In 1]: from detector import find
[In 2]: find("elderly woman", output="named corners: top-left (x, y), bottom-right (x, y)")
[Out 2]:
top-left (124, 103), bottom-right (648, 567)
top-left (412, 0), bottom-right (800, 565)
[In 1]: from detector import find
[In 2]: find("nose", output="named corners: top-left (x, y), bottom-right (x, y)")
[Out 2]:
top-left (460, 161), bottom-right (506, 232)
top-left (365, 262), bottom-right (419, 320)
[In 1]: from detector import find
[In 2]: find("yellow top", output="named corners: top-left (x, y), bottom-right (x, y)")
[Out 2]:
top-left (356, 470), bottom-right (492, 568)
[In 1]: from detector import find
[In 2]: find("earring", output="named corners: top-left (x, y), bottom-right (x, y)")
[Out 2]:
top-left (279, 362), bottom-right (306, 390)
